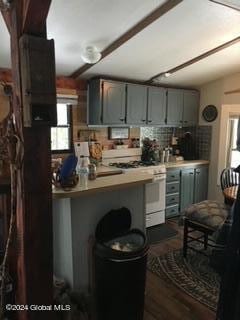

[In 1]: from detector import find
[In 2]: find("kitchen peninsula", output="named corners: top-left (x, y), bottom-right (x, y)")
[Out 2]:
top-left (52, 172), bottom-right (153, 292)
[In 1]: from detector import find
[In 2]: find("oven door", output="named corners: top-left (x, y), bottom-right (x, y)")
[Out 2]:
top-left (145, 174), bottom-right (166, 214)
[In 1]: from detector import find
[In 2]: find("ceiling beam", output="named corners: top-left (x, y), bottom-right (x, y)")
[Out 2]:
top-left (22, 0), bottom-right (52, 35)
top-left (209, 0), bottom-right (240, 12)
top-left (0, 67), bottom-right (87, 90)
top-left (225, 89), bottom-right (240, 94)
top-left (70, 0), bottom-right (183, 79)
top-left (149, 35), bottom-right (240, 83)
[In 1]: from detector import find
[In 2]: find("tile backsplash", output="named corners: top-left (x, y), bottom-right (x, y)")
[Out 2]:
top-left (141, 126), bottom-right (212, 160)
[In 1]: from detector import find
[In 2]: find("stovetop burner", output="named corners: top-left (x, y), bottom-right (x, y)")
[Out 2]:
top-left (109, 160), bottom-right (161, 169)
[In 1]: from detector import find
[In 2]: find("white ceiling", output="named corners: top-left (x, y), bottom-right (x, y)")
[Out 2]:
top-left (0, 0), bottom-right (240, 88)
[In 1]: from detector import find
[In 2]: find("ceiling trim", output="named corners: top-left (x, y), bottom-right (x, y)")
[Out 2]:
top-left (70, 0), bottom-right (183, 79)
top-left (149, 35), bottom-right (240, 83)
top-left (209, 0), bottom-right (240, 12)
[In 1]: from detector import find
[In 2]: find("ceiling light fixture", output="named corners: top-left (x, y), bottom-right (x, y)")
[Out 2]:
top-left (80, 46), bottom-right (102, 64)
top-left (164, 72), bottom-right (172, 78)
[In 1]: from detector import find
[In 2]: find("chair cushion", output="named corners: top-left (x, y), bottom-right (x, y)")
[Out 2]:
top-left (184, 200), bottom-right (230, 231)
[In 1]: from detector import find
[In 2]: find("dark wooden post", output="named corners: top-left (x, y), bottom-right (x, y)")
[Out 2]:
top-left (1, 1), bottom-right (54, 319)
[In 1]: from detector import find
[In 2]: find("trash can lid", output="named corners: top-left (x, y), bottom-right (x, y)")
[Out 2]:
top-left (95, 207), bottom-right (131, 242)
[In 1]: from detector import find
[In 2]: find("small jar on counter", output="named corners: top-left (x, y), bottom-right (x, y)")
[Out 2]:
top-left (88, 163), bottom-right (97, 180)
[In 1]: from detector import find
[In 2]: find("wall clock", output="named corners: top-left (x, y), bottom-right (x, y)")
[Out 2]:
top-left (202, 105), bottom-right (218, 122)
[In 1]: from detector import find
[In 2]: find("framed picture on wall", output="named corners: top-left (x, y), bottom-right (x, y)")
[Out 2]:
top-left (108, 127), bottom-right (130, 140)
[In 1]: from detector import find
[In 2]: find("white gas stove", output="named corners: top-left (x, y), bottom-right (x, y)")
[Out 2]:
top-left (108, 161), bottom-right (166, 227)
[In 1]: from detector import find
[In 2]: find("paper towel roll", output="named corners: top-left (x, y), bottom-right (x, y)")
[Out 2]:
top-left (74, 142), bottom-right (90, 157)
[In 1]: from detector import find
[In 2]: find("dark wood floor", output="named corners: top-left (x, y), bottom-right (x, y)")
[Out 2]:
top-left (144, 220), bottom-right (216, 320)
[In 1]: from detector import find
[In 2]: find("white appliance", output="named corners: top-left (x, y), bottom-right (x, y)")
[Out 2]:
top-left (74, 142), bottom-right (90, 167)
top-left (112, 163), bottom-right (166, 228)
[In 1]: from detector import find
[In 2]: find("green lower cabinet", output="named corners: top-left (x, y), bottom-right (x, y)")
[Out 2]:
top-left (180, 166), bottom-right (209, 212)
top-left (180, 168), bottom-right (195, 212)
top-left (194, 167), bottom-right (208, 203)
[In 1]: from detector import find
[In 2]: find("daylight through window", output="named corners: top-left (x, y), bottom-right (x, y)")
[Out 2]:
top-left (51, 103), bottom-right (72, 152)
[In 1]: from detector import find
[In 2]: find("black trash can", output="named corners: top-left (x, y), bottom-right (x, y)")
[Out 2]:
top-left (93, 207), bottom-right (149, 320)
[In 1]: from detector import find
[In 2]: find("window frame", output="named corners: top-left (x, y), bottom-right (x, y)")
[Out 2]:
top-left (227, 117), bottom-right (239, 168)
top-left (51, 104), bottom-right (73, 154)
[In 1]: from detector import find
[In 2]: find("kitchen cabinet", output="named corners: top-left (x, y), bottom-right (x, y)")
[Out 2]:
top-left (166, 89), bottom-right (183, 126)
top-left (126, 84), bottom-right (147, 125)
top-left (102, 81), bottom-right (126, 125)
top-left (165, 169), bottom-right (180, 218)
top-left (180, 166), bottom-right (208, 212)
top-left (183, 90), bottom-right (199, 126)
top-left (88, 78), bottom-right (199, 126)
top-left (147, 87), bottom-right (166, 125)
top-left (194, 166), bottom-right (208, 203)
top-left (166, 89), bottom-right (199, 127)
top-left (88, 79), bottom-right (126, 125)
top-left (180, 168), bottom-right (195, 212)
top-left (166, 165), bottom-right (209, 218)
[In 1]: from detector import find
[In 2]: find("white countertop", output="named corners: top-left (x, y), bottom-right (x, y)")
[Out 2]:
top-left (165, 160), bottom-right (209, 169)
top-left (52, 172), bottom-right (153, 199)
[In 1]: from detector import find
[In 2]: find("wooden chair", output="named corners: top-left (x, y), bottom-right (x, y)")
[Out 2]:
top-left (220, 167), bottom-right (239, 204)
top-left (183, 200), bottom-right (230, 259)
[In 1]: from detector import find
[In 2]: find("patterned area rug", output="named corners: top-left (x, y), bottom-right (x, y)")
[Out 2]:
top-left (148, 249), bottom-right (220, 311)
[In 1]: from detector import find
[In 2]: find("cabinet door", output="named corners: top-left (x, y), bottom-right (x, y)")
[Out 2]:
top-left (183, 90), bottom-right (199, 126)
top-left (194, 166), bottom-right (208, 203)
top-left (126, 84), bottom-right (147, 125)
top-left (102, 81), bottom-right (126, 124)
top-left (180, 168), bottom-right (195, 212)
top-left (147, 87), bottom-right (166, 125)
top-left (166, 89), bottom-right (184, 126)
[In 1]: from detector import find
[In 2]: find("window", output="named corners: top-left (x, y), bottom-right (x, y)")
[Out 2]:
top-left (227, 117), bottom-right (240, 168)
top-left (51, 103), bottom-right (72, 153)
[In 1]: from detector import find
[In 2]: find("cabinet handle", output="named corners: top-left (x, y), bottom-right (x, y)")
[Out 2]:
top-left (180, 120), bottom-right (183, 123)
top-left (190, 172), bottom-right (194, 175)
top-left (148, 120), bottom-right (152, 123)
top-left (141, 119), bottom-right (146, 122)
top-left (171, 198), bottom-right (175, 201)
top-left (171, 186), bottom-right (175, 189)
top-left (120, 118), bottom-right (125, 121)
top-left (184, 120), bottom-right (188, 123)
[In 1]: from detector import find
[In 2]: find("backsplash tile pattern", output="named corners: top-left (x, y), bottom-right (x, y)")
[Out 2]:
top-left (141, 126), bottom-right (212, 160)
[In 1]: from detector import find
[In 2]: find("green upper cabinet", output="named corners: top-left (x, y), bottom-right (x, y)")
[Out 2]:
top-left (88, 79), bottom-right (199, 126)
top-left (147, 87), bottom-right (166, 125)
top-left (183, 90), bottom-right (199, 126)
top-left (102, 81), bottom-right (126, 125)
top-left (166, 88), bottom-right (199, 127)
top-left (88, 79), bottom-right (126, 125)
top-left (166, 89), bottom-right (184, 126)
top-left (126, 84), bottom-right (147, 125)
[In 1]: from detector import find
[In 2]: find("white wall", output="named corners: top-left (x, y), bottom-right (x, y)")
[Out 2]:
top-left (199, 72), bottom-right (240, 201)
